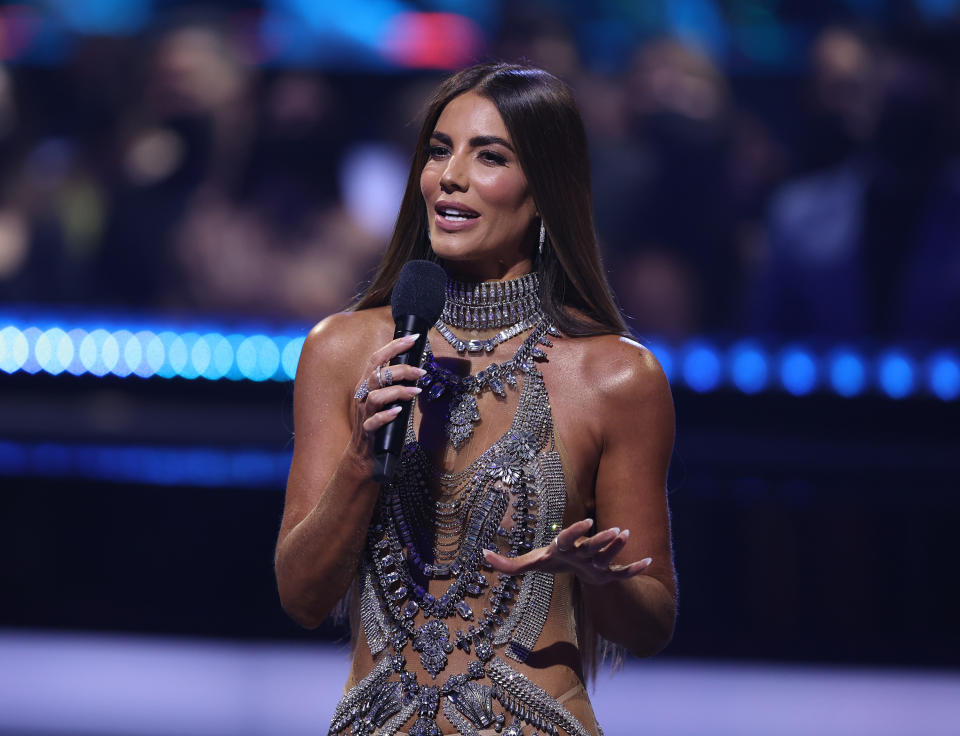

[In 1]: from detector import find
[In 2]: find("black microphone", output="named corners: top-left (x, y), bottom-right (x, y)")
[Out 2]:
top-left (372, 260), bottom-right (447, 482)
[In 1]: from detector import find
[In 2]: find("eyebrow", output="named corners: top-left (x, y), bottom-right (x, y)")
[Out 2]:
top-left (430, 131), bottom-right (515, 152)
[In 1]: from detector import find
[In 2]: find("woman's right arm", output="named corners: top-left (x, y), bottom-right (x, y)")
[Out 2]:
top-left (274, 313), bottom-right (422, 628)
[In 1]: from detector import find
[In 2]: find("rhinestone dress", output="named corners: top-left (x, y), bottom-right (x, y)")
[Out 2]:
top-left (328, 330), bottom-right (594, 736)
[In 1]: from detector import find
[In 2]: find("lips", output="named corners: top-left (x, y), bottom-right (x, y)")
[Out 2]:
top-left (435, 200), bottom-right (480, 222)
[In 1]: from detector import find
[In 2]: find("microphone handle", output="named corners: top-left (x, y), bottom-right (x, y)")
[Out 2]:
top-left (372, 314), bottom-right (431, 482)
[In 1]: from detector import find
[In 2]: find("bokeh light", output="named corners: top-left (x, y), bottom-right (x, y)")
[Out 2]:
top-left (829, 350), bottom-right (867, 398)
top-left (682, 341), bottom-right (722, 393)
top-left (780, 346), bottom-right (818, 396)
top-left (928, 352), bottom-right (960, 401)
top-left (878, 351), bottom-right (915, 399)
top-left (729, 341), bottom-right (769, 394)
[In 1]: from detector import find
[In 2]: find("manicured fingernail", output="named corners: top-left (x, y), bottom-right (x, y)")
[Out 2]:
top-left (639, 557), bottom-right (652, 567)
top-left (584, 518), bottom-right (594, 527)
top-left (410, 386), bottom-right (422, 394)
top-left (389, 405), bottom-right (403, 414)
top-left (621, 529), bottom-right (630, 539)
top-left (404, 333), bottom-right (420, 342)
top-left (415, 368), bottom-right (427, 377)
top-left (482, 549), bottom-right (494, 559)
top-left (611, 527), bottom-right (620, 535)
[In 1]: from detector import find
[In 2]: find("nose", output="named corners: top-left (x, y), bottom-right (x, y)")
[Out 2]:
top-left (439, 154), bottom-right (467, 194)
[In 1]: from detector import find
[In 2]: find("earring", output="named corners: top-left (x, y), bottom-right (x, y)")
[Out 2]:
top-left (538, 220), bottom-right (545, 255)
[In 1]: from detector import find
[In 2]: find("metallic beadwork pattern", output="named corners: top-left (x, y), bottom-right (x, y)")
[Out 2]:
top-left (441, 698), bottom-right (483, 736)
top-left (434, 314), bottom-right (543, 355)
top-left (328, 656), bottom-right (395, 734)
top-left (331, 302), bottom-right (598, 736)
top-left (496, 450), bottom-right (567, 659)
top-left (488, 657), bottom-right (592, 736)
top-left (359, 556), bottom-right (390, 656)
top-left (442, 273), bottom-right (541, 329)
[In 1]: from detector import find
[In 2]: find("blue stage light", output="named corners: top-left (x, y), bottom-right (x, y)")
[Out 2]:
top-left (21, 326), bottom-right (42, 374)
top-left (644, 340), bottom-right (674, 382)
top-left (829, 350), bottom-right (866, 397)
top-left (138, 331), bottom-right (164, 378)
top-left (0, 439), bottom-right (292, 488)
top-left (682, 342), bottom-right (722, 393)
top-left (102, 332), bottom-right (121, 374)
top-left (65, 329), bottom-right (87, 375)
top-left (878, 351), bottom-right (915, 399)
top-left (236, 334), bottom-right (281, 382)
top-left (199, 333), bottom-right (233, 381)
top-left (729, 341), bottom-right (768, 394)
top-left (189, 333), bottom-right (212, 379)
top-left (780, 347), bottom-right (817, 396)
top-left (927, 352), bottom-right (959, 401)
top-left (121, 330), bottom-right (142, 377)
top-left (110, 330), bottom-right (134, 377)
top-left (280, 336), bottom-right (305, 380)
top-left (168, 333), bottom-right (198, 379)
top-left (0, 326), bottom-right (29, 374)
top-left (36, 327), bottom-right (71, 376)
top-left (155, 331), bottom-right (179, 379)
top-left (79, 329), bottom-right (110, 376)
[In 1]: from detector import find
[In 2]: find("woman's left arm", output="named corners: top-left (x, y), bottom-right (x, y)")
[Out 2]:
top-left (579, 338), bottom-right (676, 656)
top-left (485, 338), bottom-right (677, 657)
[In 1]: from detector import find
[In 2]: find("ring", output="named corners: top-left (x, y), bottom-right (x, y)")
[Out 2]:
top-left (383, 366), bottom-right (393, 386)
top-left (376, 365), bottom-right (385, 388)
top-left (553, 537), bottom-right (570, 553)
top-left (354, 380), bottom-right (370, 401)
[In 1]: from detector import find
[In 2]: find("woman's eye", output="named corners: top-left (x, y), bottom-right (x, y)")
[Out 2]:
top-left (479, 151), bottom-right (507, 165)
top-left (427, 145), bottom-right (450, 159)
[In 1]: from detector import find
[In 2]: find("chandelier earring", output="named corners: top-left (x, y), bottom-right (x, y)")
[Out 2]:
top-left (538, 219), bottom-right (546, 255)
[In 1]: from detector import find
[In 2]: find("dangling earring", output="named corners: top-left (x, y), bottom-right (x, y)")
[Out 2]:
top-left (538, 220), bottom-right (545, 255)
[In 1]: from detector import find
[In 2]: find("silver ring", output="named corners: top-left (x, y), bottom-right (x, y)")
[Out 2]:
top-left (382, 366), bottom-right (393, 386)
top-left (354, 380), bottom-right (370, 401)
top-left (376, 365), bottom-right (384, 388)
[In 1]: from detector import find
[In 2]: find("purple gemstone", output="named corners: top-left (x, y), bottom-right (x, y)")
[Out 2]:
top-left (455, 600), bottom-right (475, 620)
top-left (428, 383), bottom-right (446, 400)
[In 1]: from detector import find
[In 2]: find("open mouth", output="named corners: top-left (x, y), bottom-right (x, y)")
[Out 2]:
top-left (436, 204), bottom-right (480, 223)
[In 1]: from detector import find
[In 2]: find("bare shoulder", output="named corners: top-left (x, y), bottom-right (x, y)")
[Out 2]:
top-left (300, 307), bottom-right (392, 366)
top-left (572, 333), bottom-right (671, 406)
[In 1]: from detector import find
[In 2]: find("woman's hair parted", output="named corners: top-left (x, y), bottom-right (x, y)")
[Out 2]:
top-left (353, 61), bottom-right (627, 337)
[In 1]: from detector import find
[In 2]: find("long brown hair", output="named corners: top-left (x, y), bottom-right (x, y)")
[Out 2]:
top-left (353, 62), bottom-right (626, 338)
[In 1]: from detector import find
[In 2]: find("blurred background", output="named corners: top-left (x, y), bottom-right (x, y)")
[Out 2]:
top-left (0, 1), bottom-right (958, 734)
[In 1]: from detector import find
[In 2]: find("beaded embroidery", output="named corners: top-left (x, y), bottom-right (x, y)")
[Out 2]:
top-left (329, 326), bottom-right (594, 736)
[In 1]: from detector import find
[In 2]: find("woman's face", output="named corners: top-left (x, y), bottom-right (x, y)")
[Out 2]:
top-left (420, 91), bottom-right (538, 280)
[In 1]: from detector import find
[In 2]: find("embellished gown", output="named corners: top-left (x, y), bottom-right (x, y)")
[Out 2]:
top-left (329, 324), bottom-right (602, 736)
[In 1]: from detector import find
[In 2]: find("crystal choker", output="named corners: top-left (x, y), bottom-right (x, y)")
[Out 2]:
top-left (442, 272), bottom-right (542, 329)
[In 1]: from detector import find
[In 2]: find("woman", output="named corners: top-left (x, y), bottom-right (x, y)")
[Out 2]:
top-left (275, 62), bottom-right (676, 736)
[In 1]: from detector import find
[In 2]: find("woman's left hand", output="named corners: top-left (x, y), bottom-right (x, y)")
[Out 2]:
top-left (482, 518), bottom-right (652, 585)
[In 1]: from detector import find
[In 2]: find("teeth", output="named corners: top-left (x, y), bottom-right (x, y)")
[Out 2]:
top-left (439, 207), bottom-right (476, 219)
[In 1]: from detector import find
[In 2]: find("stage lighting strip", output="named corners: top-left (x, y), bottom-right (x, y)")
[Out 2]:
top-left (0, 321), bottom-right (957, 400)
top-left (0, 439), bottom-right (292, 488)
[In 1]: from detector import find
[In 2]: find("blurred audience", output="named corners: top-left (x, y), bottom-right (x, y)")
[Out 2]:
top-left (748, 28), bottom-right (960, 341)
top-left (0, 9), bottom-right (958, 342)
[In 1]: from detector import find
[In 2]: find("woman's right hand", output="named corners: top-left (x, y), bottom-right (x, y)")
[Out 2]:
top-left (350, 332), bottom-right (425, 458)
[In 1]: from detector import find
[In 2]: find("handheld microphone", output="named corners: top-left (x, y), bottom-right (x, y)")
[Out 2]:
top-left (372, 260), bottom-right (447, 482)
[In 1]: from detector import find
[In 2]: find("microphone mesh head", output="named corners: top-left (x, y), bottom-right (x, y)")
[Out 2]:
top-left (391, 260), bottom-right (447, 324)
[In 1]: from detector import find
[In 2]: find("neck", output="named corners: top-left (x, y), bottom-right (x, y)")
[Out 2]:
top-left (440, 256), bottom-right (534, 283)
